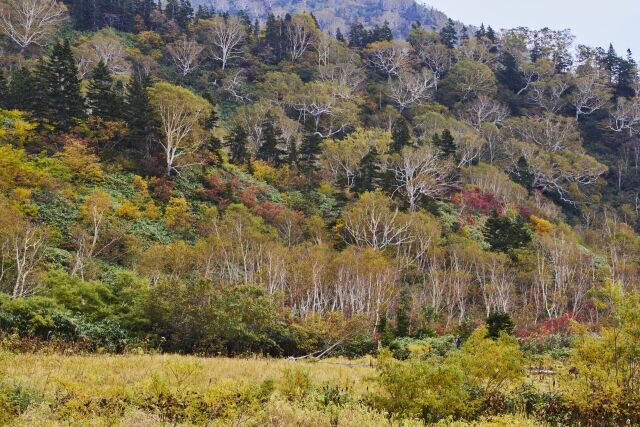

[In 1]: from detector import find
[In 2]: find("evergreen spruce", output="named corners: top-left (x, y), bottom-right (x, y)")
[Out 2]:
top-left (257, 114), bottom-right (285, 165)
top-left (36, 40), bottom-right (85, 130)
top-left (0, 69), bottom-right (9, 110)
top-left (615, 50), bottom-right (637, 99)
top-left (299, 131), bottom-right (322, 171)
top-left (460, 26), bottom-right (469, 43)
top-left (87, 61), bottom-right (120, 120)
top-left (125, 74), bottom-right (157, 154)
top-left (395, 287), bottom-right (412, 337)
top-left (264, 14), bottom-right (283, 62)
top-left (486, 26), bottom-right (497, 43)
top-left (8, 67), bottom-right (37, 112)
top-left (390, 118), bottom-right (411, 153)
top-left (348, 21), bottom-right (367, 49)
top-left (433, 129), bottom-right (456, 159)
top-left (486, 311), bottom-right (515, 339)
top-left (228, 125), bottom-right (248, 165)
top-left (286, 141), bottom-right (299, 166)
top-left (175, 0), bottom-right (194, 30)
top-left (165, 0), bottom-right (179, 21)
top-left (378, 21), bottom-right (393, 42)
top-left (439, 19), bottom-right (458, 49)
top-left (497, 52), bottom-right (524, 93)
top-left (353, 147), bottom-right (382, 193)
top-left (335, 28), bottom-right (345, 43)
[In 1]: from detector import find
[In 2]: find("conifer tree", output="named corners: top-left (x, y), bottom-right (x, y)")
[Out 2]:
top-left (439, 19), bottom-right (458, 49)
top-left (299, 131), bottom-right (322, 171)
top-left (460, 26), bottom-right (469, 43)
top-left (228, 125), bottom-right (248, 165)
top-left (264, 14), bottom-right (283, 62)
top-left (348, 21), bottom-right (367, 49)
top-left (353, 147), bottom-right (382, 193)
top-left (137, 0), bottom-right (158, 27)
top-left (0, 70), bottom-right (9, 110)
top-left (257, 114), bottom-right (285, 165)
top-left (87, 61), bottom-right (120, 120)
top-left (195, 5), bottom-right (213, 20)
top-left (433, 129), bottom-right (456, 159)
top-left (125, 74), bottom-right (157, 154)
top-left (530, 33), bottom-right (543, 63)
top-left (395, 287), bottom-right (412, 337)
top-left (335, 28), bottom-right (345, 43)
top-left (201, 95), bottom-right (222, 165)
top-left (8, 67), bottom-right (37, 112)
top-left (378, 21), bottom-right (393, 42)
top-left (175, 0), bottom-right (194, 30)
top-left (165, 0), bottom-right (179, 21)
top-left (615, 50), bottom-right (638, 99)
top-left (286, 141), bottom-right (298, 166)
top-left (390, 118), bottom-right (411, 153)
top-left (486, 26), bottom-right (497, 43)
top-left (36, 40), bottom-right (85, 130)
top-left (497, 52), bottom-right (524, 93)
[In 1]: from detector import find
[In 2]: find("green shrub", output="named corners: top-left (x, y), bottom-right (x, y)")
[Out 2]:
top-left (371, 350), bottom-right (469, 422)
top-left (279, 366), bottom-right (312, 401)
top-left (0, 381), bottom-right (39, 423)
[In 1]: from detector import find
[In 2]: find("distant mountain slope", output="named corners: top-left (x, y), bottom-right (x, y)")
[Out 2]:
top-left (195, 0), bottom-right (450, 37)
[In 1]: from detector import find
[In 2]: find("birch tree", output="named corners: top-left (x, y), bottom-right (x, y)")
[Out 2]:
top-left (168, 37), bottom-right (204, 76)
top-left (392, 144), bottom-right (453, 211)
top-left (71, 190), bottom-right (114, 279)
top-left (364, 40), bottom-right (411, 78)
top-left (0, 0), bottom-right (67, 51)
top-left (571, 61), bottom-right (611, 120)
top-left (149, 82), bottom-right (212, 175)
top-left (342, 190), bottom-right (412, 250)
top-left (286, 13), bottom-right (319, 62)
top-left (387, 68), bottom-right (436, 111)
top-left (196, 16), bottom-right (246, 70)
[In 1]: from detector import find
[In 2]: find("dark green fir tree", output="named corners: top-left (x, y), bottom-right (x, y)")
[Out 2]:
top-left (8, 67), bottom-right (37, 112)
top-left (299, 131), bottom-right (323, 171)
top-left (125, 73), bottom-right (158, 155)
top-left (0, 69), bottom-right (9, 110)
top-left (87, 61), bottom-right (121, 120)
top-left (433, 129), bottom-right (456, 159)
top-left (353, 147), bottom-right (382, 193)
top-left (390, 117), bottom-right (411, 152)
top-left (36, 39), bottom-right (85, 130)
top-left (439, 19), bottom-right (458, 49)
top-left (228, 125), bottom-right (248, 165)
top-left (257, 114), bottom-right (286, 165)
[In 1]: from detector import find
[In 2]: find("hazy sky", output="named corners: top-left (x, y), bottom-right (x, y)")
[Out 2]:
top-left (421, 0), bottom-right (639, 60)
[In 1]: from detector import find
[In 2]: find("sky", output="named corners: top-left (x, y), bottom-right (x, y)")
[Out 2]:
top-left (421, 0), bottom-right (639, 61)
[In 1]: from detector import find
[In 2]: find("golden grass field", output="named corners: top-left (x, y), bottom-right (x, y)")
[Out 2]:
top-left (0, 352), bottom-right (541, 426)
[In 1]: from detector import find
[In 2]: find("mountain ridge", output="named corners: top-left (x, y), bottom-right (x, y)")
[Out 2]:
top-left (194, 0), bottom-right (452, 37)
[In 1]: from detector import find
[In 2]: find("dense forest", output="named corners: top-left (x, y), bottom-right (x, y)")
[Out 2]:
top-left (0, 0), bottom-right (640, 424)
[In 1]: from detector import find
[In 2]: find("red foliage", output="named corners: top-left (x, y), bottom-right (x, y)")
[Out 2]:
top-left (517, 312), bottom-right (580, 339)
top-left (453, 187), bottom-right (504, 216)
top-left (238, 185), bottom-right (259, 209)
top-left (199, 174), bottom-right (236, 208)
top-left (149, 177), bottom-right (175, 202)
top-left (517, 204), bottom-right (535, 221)
top-left (254, 200), bottom-right (286, 224)
top-left (433, 323), bottom-right (446, 336)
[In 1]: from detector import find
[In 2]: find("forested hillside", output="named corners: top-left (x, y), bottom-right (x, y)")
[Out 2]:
top-left (1, 0), bottom-right (640, 424)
